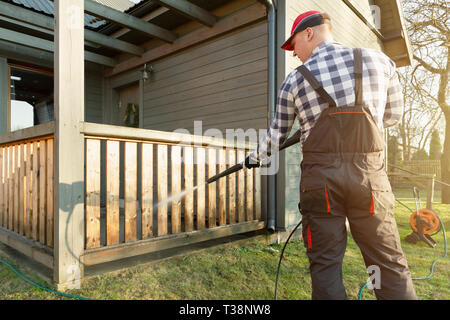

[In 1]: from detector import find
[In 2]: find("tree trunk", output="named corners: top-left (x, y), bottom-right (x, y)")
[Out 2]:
top-left (400, 125), bottom-right (408, 161)
top-left (441, 113), bottom-right (450, 204)
top-left (441, 113), bottom-right (450, 203)
top-left (438, 53), bottom-right (449, 203)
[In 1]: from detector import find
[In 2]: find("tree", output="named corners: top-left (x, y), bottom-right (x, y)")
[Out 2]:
top-left (396, 64), bottom-right (443, 161)
top-left (429, 130), bottom-right (443, 160)
top-left (411, 148), bottom-right (429, 160)
top-left (403, 0), bottom-right (449, 203)
top-left (388, 134), bottom-right (402, 164)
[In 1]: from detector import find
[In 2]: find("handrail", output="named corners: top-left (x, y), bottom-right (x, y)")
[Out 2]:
top-left (80, 122), bottom-right (257, 150)
top-left (0, 122), bottom-right (55, 145)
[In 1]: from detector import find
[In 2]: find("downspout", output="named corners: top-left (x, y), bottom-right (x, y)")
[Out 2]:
top-left (262, 0), bottom-right (277, 233)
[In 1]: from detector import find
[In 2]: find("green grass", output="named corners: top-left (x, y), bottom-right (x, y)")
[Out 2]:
top-left (0, 188), bottom-right (449, 300)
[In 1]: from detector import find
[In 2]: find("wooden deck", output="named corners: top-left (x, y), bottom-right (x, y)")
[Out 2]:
top-left (0, 121), bottom-right (264, 275)
top-left (82, 122), bottom-right (263, 265)
top-left (0, 123), bottom-right (54, 249)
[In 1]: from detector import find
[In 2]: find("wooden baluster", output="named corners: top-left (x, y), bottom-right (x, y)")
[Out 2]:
top-left (106, 140), bottom-right (120, 245)
top-left (19, 144), bottom-right (25, 235)
top-left (32, 141), bottom-right (39, 240)
top-left (14, 145), bottom-right (19, 233)
top-left (86, 139), bottom-right (101, 249)
top-left (9, 145), bottom-right (14, 231)
top-left (237, 150), bottom-right (245, 222)
top-left (124, 142), bottom-right (137, 242)
top-left (141, 143), bottom-right (153, 239)
top-left (157, 145), bottom-right (168, 236)
top-left (184, 146), bottom-right (194, 232)
top-left (208, 148), bottom-right (216, 228)
top-left (246, 152), bottom-right (254, 221)
top-left (26, 143), bottom-right (33, 239)
top-left (171, 145), bottom-right (182, 234)
top-left (227, 150), bottom-right (236, 224)
top-left (39, 140), bottom-right (47, 243)
top-left (218, 149), bottom-right (226, 226)
top-left (6, 146), bottom-right (10, 228)
top-left (46, 139), bottom-right (54, 246)
top-left (196, 148), bottom-right (206, 229)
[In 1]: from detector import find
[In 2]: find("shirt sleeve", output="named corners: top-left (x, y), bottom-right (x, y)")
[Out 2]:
top-left (383, 61), bottom-right (404, 128)
top-left (249, 75), bottom-right (296, 162)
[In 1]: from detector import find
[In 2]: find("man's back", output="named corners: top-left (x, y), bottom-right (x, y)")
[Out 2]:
top-left (285, 40), bottom-right (403, 147)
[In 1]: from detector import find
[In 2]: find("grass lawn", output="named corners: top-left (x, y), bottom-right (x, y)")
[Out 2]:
top-left (0, 188), bottom-right (449, 300)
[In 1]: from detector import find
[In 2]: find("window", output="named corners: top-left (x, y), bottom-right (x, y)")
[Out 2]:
top-left (9, 64), bottom-right (54, 131)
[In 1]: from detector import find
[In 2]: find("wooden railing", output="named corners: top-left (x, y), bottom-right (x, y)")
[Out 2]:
top-left (82, 123), bottom-right (262, 253)
top-left (0, 123), bottom-right (54, 249)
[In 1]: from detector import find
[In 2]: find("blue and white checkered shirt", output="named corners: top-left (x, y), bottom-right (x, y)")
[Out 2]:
top-left (253, 40), bottom-right (403, 161)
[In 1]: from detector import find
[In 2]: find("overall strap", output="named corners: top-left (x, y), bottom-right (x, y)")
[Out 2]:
top-left (353, 48), bottom-right (363, 106)
top-left (297, 65), bottom-right (337, 108)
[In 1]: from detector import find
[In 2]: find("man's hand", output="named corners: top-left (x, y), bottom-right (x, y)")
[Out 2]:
top-left (245, 155), bottom-right (260, 169)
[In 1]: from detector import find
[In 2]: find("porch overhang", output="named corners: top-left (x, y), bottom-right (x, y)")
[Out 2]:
top-left (376, 0), bottom-right (413, 67)
top-left (0, 0), bottom-right (231, 68)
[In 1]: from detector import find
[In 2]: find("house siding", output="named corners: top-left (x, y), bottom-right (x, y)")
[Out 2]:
top-left (142, 21), bottom-right (269, 134)
top-left (85, 63), bottom-right (105, 124)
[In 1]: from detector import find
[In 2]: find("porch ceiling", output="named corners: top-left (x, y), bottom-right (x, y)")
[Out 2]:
top-left (0, 0), bottom-right (231, 67)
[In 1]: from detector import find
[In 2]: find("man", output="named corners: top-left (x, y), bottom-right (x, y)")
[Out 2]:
top-left (245, 11), bottom-right (417, 300)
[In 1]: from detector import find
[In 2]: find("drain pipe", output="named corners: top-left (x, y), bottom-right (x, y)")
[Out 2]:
top-left (262, 0), bottom-right (277, 233)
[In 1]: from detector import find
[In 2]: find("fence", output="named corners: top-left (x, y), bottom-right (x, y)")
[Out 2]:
top-left (389, 160), bottom-right (441, 189)
top-left (402, 160), bottom-right (441, 178)
top-left (81, 123), bottom-right (263, 266)
top-left (0, 135), bottom-right (54, 247)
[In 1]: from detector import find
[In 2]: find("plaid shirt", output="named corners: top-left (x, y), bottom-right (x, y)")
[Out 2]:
top-left (252, 40), bottom-right (403, 161)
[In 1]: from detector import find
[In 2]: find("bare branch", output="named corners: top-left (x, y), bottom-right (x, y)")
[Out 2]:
top-left (413, 55), bottom-right (445, 74)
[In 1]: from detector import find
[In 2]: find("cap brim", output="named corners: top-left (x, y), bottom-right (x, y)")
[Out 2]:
top-left (281, 13), bottom-right (325, 51)
top-left (281, 34), bottom-right (295, 51)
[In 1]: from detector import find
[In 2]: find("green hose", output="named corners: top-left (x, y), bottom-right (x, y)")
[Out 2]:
top-left (0, 256), bottom-right (92, 300)
top-left (358, 209), bottom-right (447, 300)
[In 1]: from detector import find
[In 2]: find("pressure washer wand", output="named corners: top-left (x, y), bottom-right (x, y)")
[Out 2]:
top-left (206, 130), bottom-right (302, 185)
top-left (206, 162), bottom-right (244, 184)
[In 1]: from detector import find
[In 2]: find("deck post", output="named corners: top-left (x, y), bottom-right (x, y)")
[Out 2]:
top-left (53, 0), bottom-right (85, 290)
top-left (0, 57), bottom-right (9, 134)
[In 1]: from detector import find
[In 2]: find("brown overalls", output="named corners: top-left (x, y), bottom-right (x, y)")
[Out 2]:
top-left (298, 48), bottom-right (417, 300)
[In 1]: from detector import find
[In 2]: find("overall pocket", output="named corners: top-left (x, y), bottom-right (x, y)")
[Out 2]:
top-left (300, 177), bottom-right (331, 214)
top-left (369, 174), bottom-right (395, 215)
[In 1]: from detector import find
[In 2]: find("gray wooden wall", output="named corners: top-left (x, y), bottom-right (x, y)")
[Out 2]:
top-left (85, 63), bottom-right (105, 124)
top-left (142, 21), bottom-right (269, 134)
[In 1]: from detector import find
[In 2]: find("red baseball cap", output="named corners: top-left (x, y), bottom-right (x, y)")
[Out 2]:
top-left (281, 11), bottom-right (325, 51)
